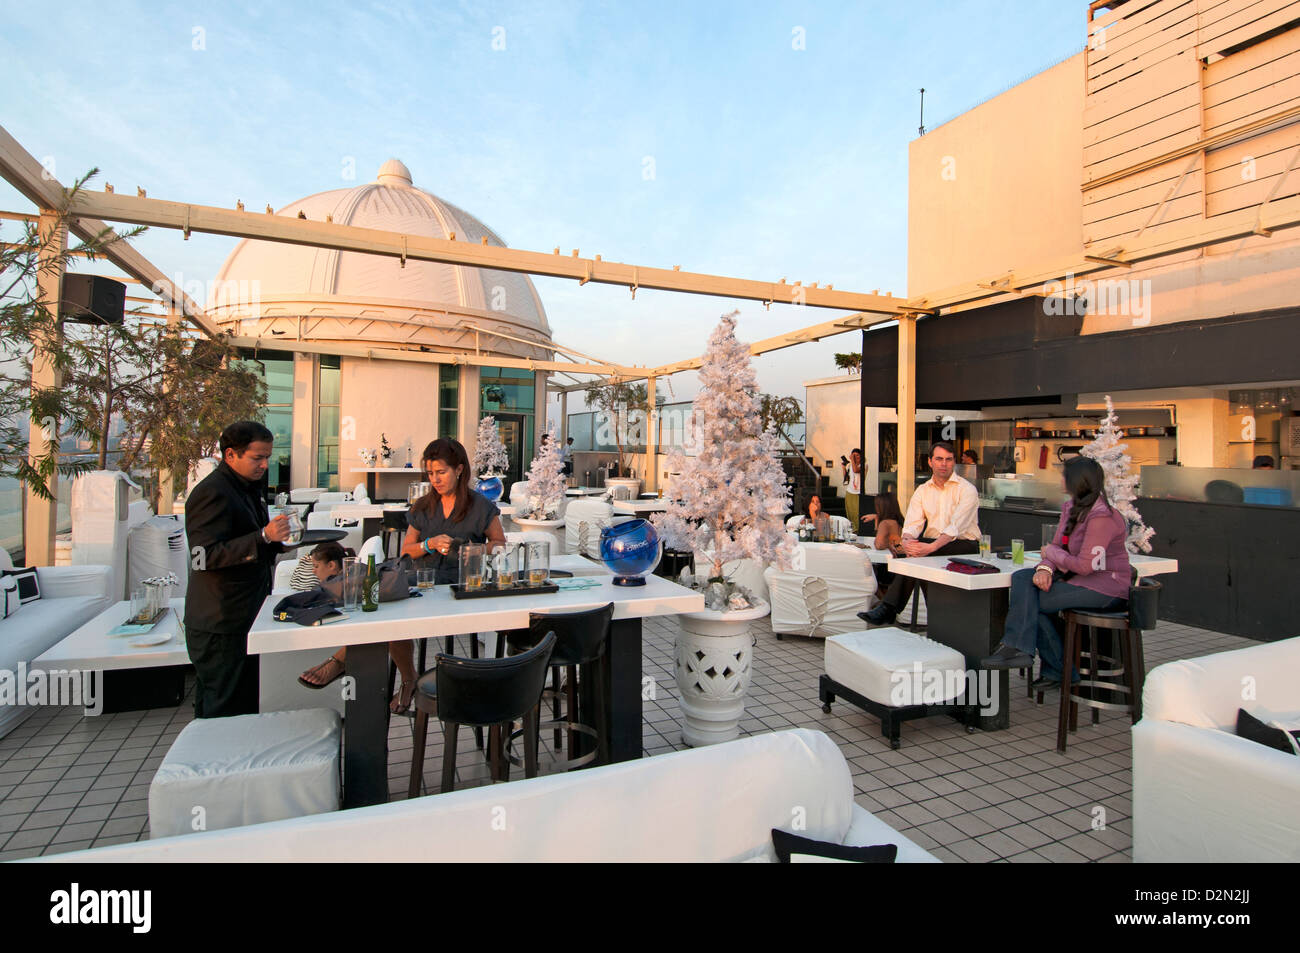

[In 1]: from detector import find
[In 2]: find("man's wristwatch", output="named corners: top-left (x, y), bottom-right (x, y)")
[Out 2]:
top-left (261, 527), bottom-right (270, 544)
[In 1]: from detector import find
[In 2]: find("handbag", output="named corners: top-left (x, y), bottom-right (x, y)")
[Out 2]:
top-left (321, 556), bottom-right (412, 604)
top-left (945, 558), bottom-right (1000, 575)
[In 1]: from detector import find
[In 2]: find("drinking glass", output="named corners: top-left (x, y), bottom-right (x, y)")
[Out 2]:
top-left (1041, 524), bottom-right (1056, 552)
top-left (417, 569), bottom-right (436, 590)
top-left (524, 541), bottom-right (550, 587)
top-left (1011, 538), bottom-right (1025, 566)
top-left (494, 545), bottom-right (518, 589)
top-left (979, 534), bottom-right (991, 559)
top-left (277, 505), bottom-right (303, 545)
top-left (459, 544), bottom-right (486, 591)
top-left (341, 557), bottom-right (359, 610)
top-left (130, 589), bottom-right (146, 624)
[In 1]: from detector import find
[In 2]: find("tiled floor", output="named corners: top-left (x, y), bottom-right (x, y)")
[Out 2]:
top-left (0, 614), bottom-right (1253, 861)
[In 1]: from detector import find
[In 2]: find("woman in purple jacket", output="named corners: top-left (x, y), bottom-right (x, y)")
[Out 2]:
top-left (983, 457), bottom-right (1130, 688)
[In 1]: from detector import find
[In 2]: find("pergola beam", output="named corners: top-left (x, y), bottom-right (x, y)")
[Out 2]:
top-left (59, 188), bottom-right (905, 315)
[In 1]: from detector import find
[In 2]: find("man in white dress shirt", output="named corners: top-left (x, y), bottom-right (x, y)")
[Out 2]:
top-left (862, 440), bottom-right (981, 625)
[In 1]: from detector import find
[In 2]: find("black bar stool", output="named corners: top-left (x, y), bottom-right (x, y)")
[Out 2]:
top-left (1055, 577), bottom-right (1160, 752)
top-left (504, 603), bottom-right (614, 771)
top-left (407, 632), bottom-right (555, 797)
top-left (381, 510), bottom-right (408, 560)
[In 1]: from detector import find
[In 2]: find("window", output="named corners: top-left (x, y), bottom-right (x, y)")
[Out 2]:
top-left (317, 355), bottom-right (341, 490)
top-left (235, 349), bottom-right (294, 494)
top-left (438, 364), bottom-right (459, 441)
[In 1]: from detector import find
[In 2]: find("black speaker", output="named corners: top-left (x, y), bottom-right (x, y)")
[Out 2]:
top-left (60, 273), bottom-right (126, 325)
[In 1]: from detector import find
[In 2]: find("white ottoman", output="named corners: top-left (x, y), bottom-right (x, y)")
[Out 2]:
top-left (820, 628), bottom-right (970, 749)
top-left (149, 709), bottom-right (341, 839)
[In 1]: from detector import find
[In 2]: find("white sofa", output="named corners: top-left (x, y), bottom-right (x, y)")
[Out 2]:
top-left (764, 543), bottom-right (876, 638)
top-left (33, 729), bottom-right (937, 862)
top-left (1132, 636), bottom-right (1300, 863)
top-left (0, 548), bottom-right (114, 738)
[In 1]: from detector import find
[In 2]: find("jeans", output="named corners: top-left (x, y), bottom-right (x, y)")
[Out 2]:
top-left (1002, 569), bottom-right (1126, 680)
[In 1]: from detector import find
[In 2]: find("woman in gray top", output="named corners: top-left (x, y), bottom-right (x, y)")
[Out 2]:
top-left (401, 437), bottom-right (507, 582)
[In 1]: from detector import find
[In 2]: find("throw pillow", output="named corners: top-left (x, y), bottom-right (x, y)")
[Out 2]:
top-left (1236, 708), bottom-right (1300, 756)
top-left (2, 567), bottom-right (40, 604)
top-left (770, 829), bottom-right (898, 864)
top-left (290, 554), bottom-right (318, 591)
top-left (1, 577), bottom-right (19, 619)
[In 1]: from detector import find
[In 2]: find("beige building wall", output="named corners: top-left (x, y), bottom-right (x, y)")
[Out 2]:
top-left (909, 5), bottom-right (1300, 334)
top-left (908, 54), bottom-right (1086, 297)
top-left (339, 357), bottom-right (442, 495)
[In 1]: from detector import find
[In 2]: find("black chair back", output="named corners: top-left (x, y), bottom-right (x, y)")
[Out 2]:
top-left (435, 632), bottom-right (556, 727)
top-left (1128, 577), bottom-right (1162, 630)
top-left (526, 603), bottom-right (615, 667)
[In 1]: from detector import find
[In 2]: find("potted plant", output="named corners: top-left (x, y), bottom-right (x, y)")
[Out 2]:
top-left (653, 312), bottom-right (794, 746)
top-left (378, 433), bottom-right (393, 467)
top-left (472, 415), bottom-right (509, 502)
top-left (513, 428), bottom-right (568, 552)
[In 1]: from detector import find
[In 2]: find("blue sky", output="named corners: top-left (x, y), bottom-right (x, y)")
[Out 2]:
top-left (1, 0), bottom-right (1083, 407)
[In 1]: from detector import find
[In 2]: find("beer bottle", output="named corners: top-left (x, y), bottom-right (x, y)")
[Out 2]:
top-left (362, 554), bottom-right (379, 612)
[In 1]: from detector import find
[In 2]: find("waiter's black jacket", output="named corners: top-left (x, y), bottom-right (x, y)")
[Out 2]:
top-left (183, 461), bottom-right (284, 634)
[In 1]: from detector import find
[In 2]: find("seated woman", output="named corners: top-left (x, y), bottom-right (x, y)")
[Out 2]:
top-left (982, 456), bottom-right (1131, 688)
top-left (799, 495), bottom-right (831, 539)
top-left (297, 542), bottom-right (416, 709)
top-left (396, 437), bottom-right (507, 706)
top-left (860, 490), bottom-right (904, 553)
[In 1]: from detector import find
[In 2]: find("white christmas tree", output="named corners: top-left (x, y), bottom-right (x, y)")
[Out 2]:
top-left (473, 415), bottom-right (509, 477)
top-left (1082, 395), bottom-right (1155, 554)
top-left (653, 312), bottom-right (795, 591)
top-left (522, 428), bottom-right (567, 519)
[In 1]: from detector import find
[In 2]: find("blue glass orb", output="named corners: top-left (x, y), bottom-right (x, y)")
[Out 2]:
top-left (476, 476), bottom-right (504, 503)
top-left (600, 519), bottom-right (661, 586)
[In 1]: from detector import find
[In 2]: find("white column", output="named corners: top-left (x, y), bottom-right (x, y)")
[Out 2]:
top-left (459, 364), bottom-right (480, 450)
top-left (897, 315), bottom-right (917, 511)
top-left (290, 352), bottom-right (316, 489)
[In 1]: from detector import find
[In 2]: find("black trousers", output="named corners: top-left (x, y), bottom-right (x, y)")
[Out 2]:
top-left (882, 539), bottom-right (980, 611)
top-left (186, 627), bottom-right (260, 718)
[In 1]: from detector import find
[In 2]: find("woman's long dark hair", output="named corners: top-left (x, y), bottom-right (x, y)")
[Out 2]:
top-left (1062, 456), bottom-right (1107, 539)
top-left (874, 491), bottom-right (904, 525)
top-left (806, 494), bottom-right (822, 518)
top-left (411, 438), bottom-right (473, 523)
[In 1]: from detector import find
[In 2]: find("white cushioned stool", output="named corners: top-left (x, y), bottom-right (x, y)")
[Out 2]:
top-left (819, 628), bottom-right (973, 749)
top-left (149, 708), bottom-right (342, 838)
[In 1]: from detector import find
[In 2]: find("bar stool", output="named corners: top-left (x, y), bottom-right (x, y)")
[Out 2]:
top-left (407, 633), bottom-right (555, 797)
top-left (1055, 608), bottom-right (1144, 752)
top-left (381, 510), bottom-right (408, 560)
top-left (504, 603), bottom-right (614, 771)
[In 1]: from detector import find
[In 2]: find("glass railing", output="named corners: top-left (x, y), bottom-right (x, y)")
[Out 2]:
top-left (1139, 466), bottom-right (1299, 507)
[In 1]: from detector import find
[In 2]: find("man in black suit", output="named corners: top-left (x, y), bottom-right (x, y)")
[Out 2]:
top-left (184, 421), bottom-right (290, 717)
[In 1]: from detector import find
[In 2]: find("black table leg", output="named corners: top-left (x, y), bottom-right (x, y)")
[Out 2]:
top-left (923, 586), bottom-right (1011, 730)
top-left (343, 640), bottom-right (389, 808)
top-left (584, 616), bottom-right (642, 764)
top-left (366, 473), bottom-right (377, 501)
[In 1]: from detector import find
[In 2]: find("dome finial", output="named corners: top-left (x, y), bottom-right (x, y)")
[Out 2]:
top-left (376, 158), bottom-right (413, 187)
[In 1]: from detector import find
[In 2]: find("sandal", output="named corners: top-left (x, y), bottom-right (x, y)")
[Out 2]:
top-left (390, 680), bottom-right (415, 715)
top-left (299, 655), bottom-right (345, 690)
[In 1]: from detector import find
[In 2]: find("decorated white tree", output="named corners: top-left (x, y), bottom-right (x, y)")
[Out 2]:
top-left (522, 428), bottom-right (567, 519)
top-left (472, 415), bottom-right (509, 477)
top-left (1082, 395), bottom-right (1155, 553)
top-left (653, 312), bottom-right (794, 595)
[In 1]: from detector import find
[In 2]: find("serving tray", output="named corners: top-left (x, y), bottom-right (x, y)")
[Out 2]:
top-left (449, 582), bottom-right (560, 600)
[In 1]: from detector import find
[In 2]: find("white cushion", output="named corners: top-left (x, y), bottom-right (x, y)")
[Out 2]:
top-left (356, 536), bottom-right (385, 566)
top-left (45, 729), bottom-right (937, 863)
top-left (149, 709), bottom-right (341, 838)
top-left (290, 488), bottom-right (324, 504)
top-left (564, 499), bottom-right (618, 558)
top-left (825, 628), bottom-right (966, 706)
top-left (352, 482), bottom-right (368, 502)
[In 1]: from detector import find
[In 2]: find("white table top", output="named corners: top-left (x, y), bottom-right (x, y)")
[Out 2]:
top-left (329, 502), bottom-right (407, 520)
top-left (248, 569), bottom-right (703, 655)
top-left (496, 503), bottom-right (516, 516)
top-left (885, 552), bottom-right (1180, 592)
top-left (349, 467), bottom-right (423, 475)
top-left (612, 499), bottom-right (669, 514)
top-left (566, 487), bottom-right (606, 496)
top-left (36, 599), bottom-right (191, 671)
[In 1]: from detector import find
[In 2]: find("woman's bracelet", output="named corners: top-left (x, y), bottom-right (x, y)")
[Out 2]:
top-left (422, 538), bottom-right (433, 555)
top-left (1034, 564), bottom-right (1051, 575)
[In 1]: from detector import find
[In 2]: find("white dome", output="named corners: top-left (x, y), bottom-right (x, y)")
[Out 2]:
top-left (208, 160), bottom-right (552, 359)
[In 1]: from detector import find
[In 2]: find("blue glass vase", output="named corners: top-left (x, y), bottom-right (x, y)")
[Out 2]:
top-left (476, 475), bottom-right (504, 503)
top-left (600, 519), bottom-right (661, 587)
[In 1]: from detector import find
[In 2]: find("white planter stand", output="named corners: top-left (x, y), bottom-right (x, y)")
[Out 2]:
top-left (512, 517), bottom-right (567, 555)
top-left (674, 602), bottom-right (769, 747)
